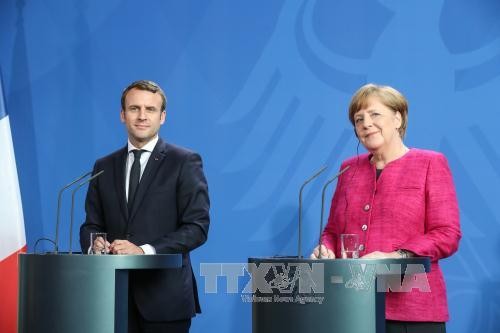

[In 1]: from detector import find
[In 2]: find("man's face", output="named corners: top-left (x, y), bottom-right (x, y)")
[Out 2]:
top-left (120, 88), bottom-right (165, 148)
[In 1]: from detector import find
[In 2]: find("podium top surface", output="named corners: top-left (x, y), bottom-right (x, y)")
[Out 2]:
top-left (20, 253), bottom-right (182, 270)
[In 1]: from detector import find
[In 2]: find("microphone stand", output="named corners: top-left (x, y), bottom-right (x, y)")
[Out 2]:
top-left (54, 171), bottom-right (92, 253)
top-left (68, 170), bottom-right (104, 254)
top-left (298, 166), bottom-right (327, 258)
top-left (318, 166), bottom-right (350, 258)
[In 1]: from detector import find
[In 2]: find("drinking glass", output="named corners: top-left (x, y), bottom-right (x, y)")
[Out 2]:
top-left (340, 234), bottom-right (359, 259)
top-left (89, 232), bottom-right (108, 255)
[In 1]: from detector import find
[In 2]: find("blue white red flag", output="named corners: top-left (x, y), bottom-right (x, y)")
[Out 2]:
top-left (0, 72), bottom-right (26, 333)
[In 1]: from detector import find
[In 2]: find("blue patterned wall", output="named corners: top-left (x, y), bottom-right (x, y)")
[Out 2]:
top-left (1, 0), bottom-right (499, 332)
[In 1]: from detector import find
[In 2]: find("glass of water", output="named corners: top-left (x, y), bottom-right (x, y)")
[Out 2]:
top-left (340, 234), bottom-right (359, 259)
top-left (89, 232), bottom-right (108, 255)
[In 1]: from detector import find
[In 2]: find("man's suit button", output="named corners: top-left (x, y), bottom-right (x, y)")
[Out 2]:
top-left (126, 233), bottom-right (133, 239)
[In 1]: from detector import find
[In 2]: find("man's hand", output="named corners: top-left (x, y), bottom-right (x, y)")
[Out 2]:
top-left (91, 236), bottom-right (110, 255)
top-left (310, 244), bottom-right (336, 259)
top-left (109, 239), bottom-right (144, 255)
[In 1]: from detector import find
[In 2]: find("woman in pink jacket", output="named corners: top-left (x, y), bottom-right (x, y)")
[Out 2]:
top-left (311, 84), bottom-right (461, 333)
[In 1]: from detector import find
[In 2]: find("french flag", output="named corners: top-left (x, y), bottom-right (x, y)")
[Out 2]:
top-left (0, 72), bottom-right (26, 333)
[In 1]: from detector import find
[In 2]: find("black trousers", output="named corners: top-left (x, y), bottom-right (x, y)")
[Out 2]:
top-left (386, 320), bottom-right (446, 333)
top-left (128, 292), bottom-right (191, 333)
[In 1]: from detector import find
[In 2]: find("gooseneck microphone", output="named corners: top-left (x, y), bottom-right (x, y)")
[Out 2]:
top-left (68, 170), bottom-right (104, 254)
top-left (298, 166), bottom-right (327, 258)
top-left (318, 165), bottom-right (350, 258)
top-left (54, 171), bottom-right (92, 253)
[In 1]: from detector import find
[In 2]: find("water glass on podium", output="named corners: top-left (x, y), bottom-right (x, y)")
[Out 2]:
top-left (89, 232), bottom-right (108, 255)
top-left (340, 234), bottom-right (359, 259)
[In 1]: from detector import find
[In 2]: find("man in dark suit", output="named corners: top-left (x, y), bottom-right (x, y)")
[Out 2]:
top-left (79, 80), bottom-right (210, 333)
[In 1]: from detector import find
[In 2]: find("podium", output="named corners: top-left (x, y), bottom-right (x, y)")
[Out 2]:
top-left (249, 257), bottom-right (431, 333)
top-left (18, 253), bottom-right (182, 333)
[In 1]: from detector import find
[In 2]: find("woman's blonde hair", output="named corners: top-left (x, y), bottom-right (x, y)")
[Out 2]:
top-left (348, 83), bottom-right (408, 138)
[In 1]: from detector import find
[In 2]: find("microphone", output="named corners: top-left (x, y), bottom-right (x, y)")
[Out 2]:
top-left (298, 166), bottom-right (327, 258)
top-left (54, 171), bottom-right (92, 253)
top-left (318, 165), bottom-right (350, 258)
top-left (68, 170), bottom-right (104, 254)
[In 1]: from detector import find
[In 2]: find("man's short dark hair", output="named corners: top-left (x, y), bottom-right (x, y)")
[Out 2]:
top-left (121, 80), bottom-right (167, 112)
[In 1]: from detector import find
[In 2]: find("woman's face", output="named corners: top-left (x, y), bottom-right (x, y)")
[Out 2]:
top-left (353, 96), bottom-right (402, 154)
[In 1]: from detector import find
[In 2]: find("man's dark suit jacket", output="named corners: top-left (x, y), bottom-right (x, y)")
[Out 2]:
top-left (80, 138), bottom-right (210, 321)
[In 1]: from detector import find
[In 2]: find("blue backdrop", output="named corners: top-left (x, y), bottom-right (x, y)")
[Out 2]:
top-left (1, 0), bottom-right (499, 332)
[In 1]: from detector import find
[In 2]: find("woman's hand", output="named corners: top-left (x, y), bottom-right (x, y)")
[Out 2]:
top-left (361, 251), bottom-right (402, 259)
top-left (310, 244), bottom-right (335, 259)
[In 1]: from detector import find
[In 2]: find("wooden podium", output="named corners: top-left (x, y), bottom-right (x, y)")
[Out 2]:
top-left (18, 253), bottom-right (181, 333)
top-left (248, 257), bottom-right (431, 333)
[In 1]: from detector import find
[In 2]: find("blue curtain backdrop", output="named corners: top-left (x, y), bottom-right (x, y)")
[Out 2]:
top-left (1, 0), bottom-right (499, 332)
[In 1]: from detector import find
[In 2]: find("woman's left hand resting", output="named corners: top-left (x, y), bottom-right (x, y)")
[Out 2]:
top-left (361, 251), bottom-right (402, 259)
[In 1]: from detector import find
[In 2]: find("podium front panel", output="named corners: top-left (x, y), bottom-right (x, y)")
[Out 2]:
top-left (18, 253), bottom-right (181, 333)
top-left (249, 257), bottom-right (430, 333)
